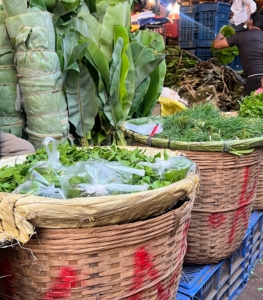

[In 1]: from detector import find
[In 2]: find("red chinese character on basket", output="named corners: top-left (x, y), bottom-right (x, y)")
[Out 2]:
top-left (129, 246), bottom-right (174, 300)
top-left (228, 166), bottom-right (259, 243)
top-left (44, 266), bottom-right (77, 300)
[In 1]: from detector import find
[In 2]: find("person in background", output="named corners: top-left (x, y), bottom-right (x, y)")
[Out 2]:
top-left (213, 10), bottom-right (263, 97)
top-left (0, 132), bottom-right (35, 158)
top-left (229, 0), bottom-right (257, 31)
top-left (255, 78), bottom-right (263, 94)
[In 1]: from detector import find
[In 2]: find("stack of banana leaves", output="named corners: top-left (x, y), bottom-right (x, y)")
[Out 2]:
top-left (0, 8), bottom-right (25, 137)
top-left (177, 58), bottom-right (245, 111)
top-left (1, 0), bottom-right (166, 148)
top-left (2, 0), bottom-right (70, 149)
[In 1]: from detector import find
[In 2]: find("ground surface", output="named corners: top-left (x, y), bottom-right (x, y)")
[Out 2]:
top-left (237, 262), bottom-right (263, 300)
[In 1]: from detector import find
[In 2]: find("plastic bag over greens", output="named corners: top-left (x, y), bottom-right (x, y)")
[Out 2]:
top-left (139, 156), bottom-right (196, 183)
top-left (13, 137), bottom-right (67, 199)
top-left (60, 161), bottom-right (149, 198)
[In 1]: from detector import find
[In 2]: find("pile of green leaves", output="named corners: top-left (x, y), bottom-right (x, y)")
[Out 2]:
top-left (130, 103), bottom-right (263, 142)
top-left (164, 46), bottom-right (200, 89)
top-left (238, 92), bottom-right (263, 118)
top-left (0, 145), bottom-right (188, 194)
top-left (211, 25), bottom-right (239, 65)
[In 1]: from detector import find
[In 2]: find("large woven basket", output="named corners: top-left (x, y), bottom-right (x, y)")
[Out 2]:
top-left (123, 132), bottom-right (263, 263)
top-left (0, 147), bottom-right (199, 246)
top-left (0, 195), bottom-right (194, 300)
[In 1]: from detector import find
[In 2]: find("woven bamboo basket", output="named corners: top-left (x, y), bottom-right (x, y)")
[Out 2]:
top-left (122, 129), bottom-right (263, 263)
top-left (253, 161), bottom-right (263, 210)
top-left (0, 195), bottom-right (194, 300)
top-left (0, 147), bottom-right (199, 246)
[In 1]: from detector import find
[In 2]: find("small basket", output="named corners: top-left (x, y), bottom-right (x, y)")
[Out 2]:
top-left (0, 196), bottom-right (194, 300)
top-left (253, 160), bottom-right (263, 211)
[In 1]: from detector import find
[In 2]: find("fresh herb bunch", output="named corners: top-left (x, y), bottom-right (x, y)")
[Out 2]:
top-left (0, 145), bottom-right (183, 194)
top-left (130, 103), bottom-right (263, 142)
top-left (238, 92), bottom-right (263, 118)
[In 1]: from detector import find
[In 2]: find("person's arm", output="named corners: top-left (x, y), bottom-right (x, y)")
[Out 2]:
top-left (243, 0), bottom-right (257, 15)
top-left (213, 33), bottom-right (230, 49)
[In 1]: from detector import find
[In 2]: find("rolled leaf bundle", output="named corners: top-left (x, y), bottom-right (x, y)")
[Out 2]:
top-left (3, 2), bottom-right (69, 148)
top-left (0, 10), bottom-right (24, 137)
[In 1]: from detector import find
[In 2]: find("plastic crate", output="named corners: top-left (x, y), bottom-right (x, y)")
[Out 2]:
top-left (176, 292), bottom-right (191, 300)
top-left (179, 41), bottom-right (196, 48)
top-left (178, 262), bottom-right (225, 300)
top-left (178, 231), bottom-right (250, 300)
top-left (166, 19), bottom-right (180, 38)
top-left (195, 48), bottom-right (212, 61)
top-left (248, 211), bottom-right (263, 244)
top-left (196, 2), bottom-right (230, 47)
top-left (197, 2), bottom-right (231, 14)
top-left (179, 5), bottom-right (198, 45)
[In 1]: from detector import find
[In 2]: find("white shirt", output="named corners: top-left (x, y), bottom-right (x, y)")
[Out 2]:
top-left (230, 0), bottom-right (257, 25)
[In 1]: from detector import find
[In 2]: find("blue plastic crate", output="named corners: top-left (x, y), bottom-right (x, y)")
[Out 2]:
top-left (179, 5), bottom-right (198, 43)
top-left (195, 48), bottom-right (212, 61)
top-left (179, 41), bottom-right (196, 48)
top-left (248, 211), bottom-right (263, 244)
top-left (197, 2), bottom-right (231, 14)
top-left (176, 292), bottom-right (191, 300)
top-left (178, 262), bottom-right (225, 300)
top-left (229, 272), bottom-right (249, 300)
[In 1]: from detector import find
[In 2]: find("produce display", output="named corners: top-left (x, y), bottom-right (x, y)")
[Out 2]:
top-left (239, 92), bottom-right (263, 118)
top-left (0, 140), bottom-right (195, 197)
top-left (127, 103), bottom-right (263, 142)
top-left (177, 58), bottom-right (245, 111)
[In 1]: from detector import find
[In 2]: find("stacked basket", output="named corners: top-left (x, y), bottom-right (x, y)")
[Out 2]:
top-left (123, 125), bottom-right (263, 264)
top-left (0, 147), bottom-right (199, 299)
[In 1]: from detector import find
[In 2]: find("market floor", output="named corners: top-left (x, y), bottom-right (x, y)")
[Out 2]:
top-left (237, 262), bottom-right (263, 300)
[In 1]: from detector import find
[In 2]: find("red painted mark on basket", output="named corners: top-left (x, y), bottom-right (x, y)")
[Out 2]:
top-left (228, 166), bottom-right (259, 243)
top-left (129, 246), bottom-right (171, 300)
top-left (44, 266), bottom-right (77, 300)
top-left (0, 259), bottom-right (14, 296)
top-left (209, 213), bottom-right (226, 228)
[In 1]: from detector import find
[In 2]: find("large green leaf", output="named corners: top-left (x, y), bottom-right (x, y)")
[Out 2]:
top-left (53, 0), bottom-right (80, 18)
top-left (2, 0), bottom-right (27, 18)
top-left (131, 41), bottom-right (155, 68)
top-left (131, 29), bottom-right (165, 53)
top-left (64, 64), bottom-right (98, 137)
top-left (138, 65), bottom-right (160, 117)
top-left (62, 30), bottom-right (79, 69)
top-left (114, 25), bottom-right (130, 119)
top-left (77, 10), bottom-right (102, 44)
top-left (98, 1), bottom-right (131, 60)
top-left (125, 43), bottom-right (136, 118)
top-left (135, 52), bottom-right (165, 88)
top-left (128, 76), bottom-right (150, 118)
top-left (29, 0), bottom-right (47, 10)
top-left (95, 0), bottom-right (122, 23)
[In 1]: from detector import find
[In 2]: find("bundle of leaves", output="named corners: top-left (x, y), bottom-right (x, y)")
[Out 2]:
top-left (238, 92), bottom-right (263, 118)
top-left (211, 25), bottom-right (239, 65)
top-left (130, 103), bottom-right (263, 142)
top-left (0, 145), bottom-right (189, 194)
top-left (164, 46), bottom-right (200, 89)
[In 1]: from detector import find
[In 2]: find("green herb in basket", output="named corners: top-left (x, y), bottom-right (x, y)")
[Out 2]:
top-left (0, 145), bottom-right (190, 194)
top-left (128, 103), bottom-right (263, 142)
top-left (238, 92), bottom-right (263, 118)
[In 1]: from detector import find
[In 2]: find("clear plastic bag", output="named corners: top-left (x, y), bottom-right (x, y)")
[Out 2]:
top-left (60, 161), bottom-right (148, 198)
top-left (13, 181), bottom-right (65, 199)
top-left (13, 137), bottom-right (67, 197)
top-left (89, 158), bottom-right (145, 184)
top-left (125, 122), bottom-right (163, 136)
top-left (139, 156), bottom-right (196, 183)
